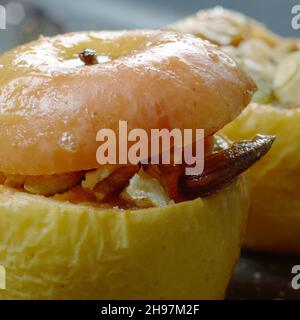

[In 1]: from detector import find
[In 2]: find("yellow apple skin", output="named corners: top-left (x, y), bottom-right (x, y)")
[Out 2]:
top-left (222, 103), bottom-right (300, 253)
top-left (0, 176), bottom-right (248, 300)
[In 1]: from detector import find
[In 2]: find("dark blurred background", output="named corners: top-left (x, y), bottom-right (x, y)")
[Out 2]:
top-left (0, 0), bottom-right (299, 52)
